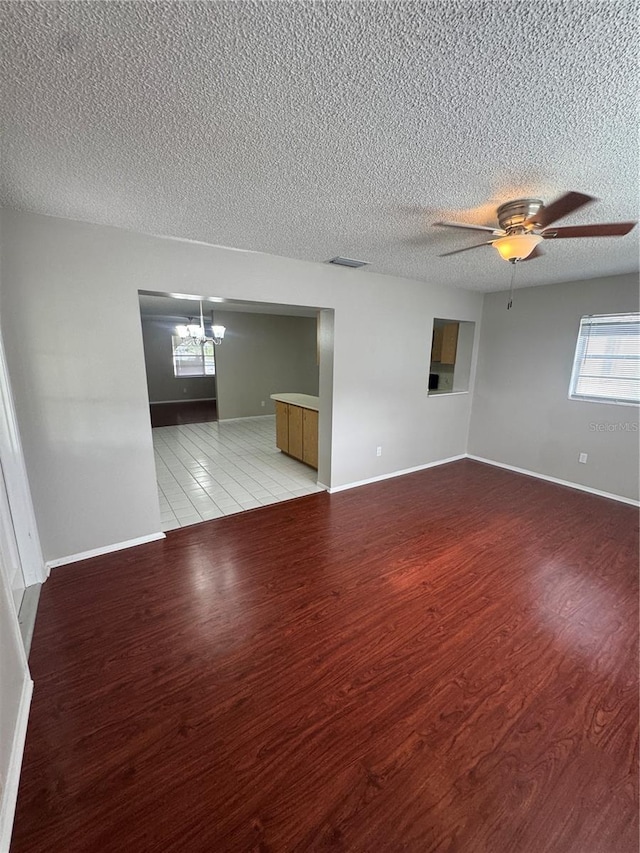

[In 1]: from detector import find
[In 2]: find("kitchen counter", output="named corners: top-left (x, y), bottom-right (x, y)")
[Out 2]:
top-left (270, 393), bottom-right (319, 412)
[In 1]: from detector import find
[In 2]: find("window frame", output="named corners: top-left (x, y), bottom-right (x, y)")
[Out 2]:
top-left (171, 335), bottom-right (216, 378)
top-left (568, 312), bottom-right (640, 407)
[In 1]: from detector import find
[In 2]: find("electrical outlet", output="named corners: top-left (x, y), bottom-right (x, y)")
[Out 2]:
top-left (261, 400), bottom-right (265, 407)
top-left (376, 446), bottom-right (382, 457)
top-left (579, 452), bottom-right (588, 464)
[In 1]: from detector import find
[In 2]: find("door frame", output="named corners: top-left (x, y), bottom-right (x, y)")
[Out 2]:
top-left (0, 554), bottom-right (33, 853)
top-left (0, 335), bottom-right (45, 587)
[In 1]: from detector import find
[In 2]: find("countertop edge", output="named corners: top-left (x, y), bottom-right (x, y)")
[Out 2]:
top-left (270, 393), bottom-right (320, 412)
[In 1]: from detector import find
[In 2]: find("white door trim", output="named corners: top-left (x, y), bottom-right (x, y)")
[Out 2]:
top-left (0, 676), bottom-right (32, 853)
top-left (0, 544), bottom-right (33, 853)
top-left (0, 335), bottom-right (45, 585)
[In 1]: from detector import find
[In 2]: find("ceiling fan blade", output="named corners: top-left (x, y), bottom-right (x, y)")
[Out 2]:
top-left (434, 220), bottom-right (504, 235)
top-left (528, 192), bottom-right (595, 228)
top-left (542, 222), bottom-right (637, 239)
top-left (519, 245), bottom-right (544, 261)
top-left (439, 241), bottom-right (494, 257)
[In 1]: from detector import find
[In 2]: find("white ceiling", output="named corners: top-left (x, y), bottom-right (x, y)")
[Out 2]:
top-left (1, 1), bottom-right (638, 292)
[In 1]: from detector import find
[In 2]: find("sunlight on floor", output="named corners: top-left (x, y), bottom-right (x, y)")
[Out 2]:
top-left (153, 416), bottom-right (323, 530)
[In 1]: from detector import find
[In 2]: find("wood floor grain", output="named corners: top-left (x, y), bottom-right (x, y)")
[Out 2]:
top-left (149, 399), bottom-right (217, 426)
top-left (11, 460), bottom-right (639, 852)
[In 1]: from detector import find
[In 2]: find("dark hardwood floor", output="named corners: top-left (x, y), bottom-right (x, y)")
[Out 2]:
top-left (149, 399), bottom-right (217, 427)
top-left (11, 460), bottom-right (639, 852)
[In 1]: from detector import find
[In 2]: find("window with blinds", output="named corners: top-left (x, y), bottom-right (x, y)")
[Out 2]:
top-left (569, 313), bottom-right (640, 406)
top-left (172, 336), bottom-right (216, 377)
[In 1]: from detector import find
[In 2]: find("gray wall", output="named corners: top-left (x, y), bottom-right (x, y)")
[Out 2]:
top-left (469, 272), bottom-right (640, 502)
top-left (140, 315), bottom-right (216, 403)
top-left (214, 311), bottom-right (318, 419)
top-left (0, 209), bottom-right (483, 562)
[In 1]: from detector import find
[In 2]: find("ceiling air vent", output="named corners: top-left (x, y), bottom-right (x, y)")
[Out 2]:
top-left (326, 256), bottom-right (369, 269)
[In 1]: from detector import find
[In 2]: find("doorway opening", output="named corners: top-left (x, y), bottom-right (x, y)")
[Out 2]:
top-left (138, 292), bottom-right (334, 532)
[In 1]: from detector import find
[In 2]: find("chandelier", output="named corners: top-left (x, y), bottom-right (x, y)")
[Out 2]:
top-left (175, 301), bottom-right (226, 345)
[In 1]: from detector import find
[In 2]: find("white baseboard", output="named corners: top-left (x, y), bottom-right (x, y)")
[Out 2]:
top-left (18, 584), bottom-right (41, 658)
top-left (0, 675), bottom-right (33, 853)
top-left (46, 532), bottom-right (166, 570)
top-left (466, 454), bottom-right (640, 507)
top-left (150, 398), bottom-right (216, 405)
top-left (325, 454), bottom-right (467, 494)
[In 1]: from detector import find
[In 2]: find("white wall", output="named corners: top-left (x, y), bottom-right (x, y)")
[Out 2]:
top-left (317, 309), bottom-right (335, 485)
top-left (140, 315), bottom-right (216, 403)
top-left (0, 210), bottom-right (483, 562)
top-left (0, 212), bottom-right (164, 562)
top-left (214, 311), bottom-right (318, 419)
top-left (469, 272), bottom-right (640, 502)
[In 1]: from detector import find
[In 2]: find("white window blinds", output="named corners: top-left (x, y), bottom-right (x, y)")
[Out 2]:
top-left (172, 336), bottom-right (216, 378)
top-left (569, 313), bottom-right (640, 406)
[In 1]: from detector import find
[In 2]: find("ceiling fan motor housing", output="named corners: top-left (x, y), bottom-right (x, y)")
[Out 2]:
top-left (497, 198), bottom-right (544, 233)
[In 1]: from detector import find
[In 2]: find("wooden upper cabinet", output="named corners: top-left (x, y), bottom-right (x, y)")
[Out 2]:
top-left (431, 327), bottom-right (444, 362)
top-left (431, 322), bottom-right (459, 365)
top-left (303, 408), bottom-right (319, 469)
top-left (440, 323), bottom-right (459, 364)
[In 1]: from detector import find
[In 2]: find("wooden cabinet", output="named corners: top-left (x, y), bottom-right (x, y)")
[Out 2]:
top-left (275, 402), bottom-right (318, 469)
top-left (431, 323), bottom-right (458, 365)
top-left (275, 402), bottom-right (289, 452)
top-left (431, 327), bottom-right (444, 362)
top-left (303, 408), bottom-right (318, 469)
top-left (441, 323), bottom-right (459, 364)
top-left (288, 404), bottom-right (303, 461)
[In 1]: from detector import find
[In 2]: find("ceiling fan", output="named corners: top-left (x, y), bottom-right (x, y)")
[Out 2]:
top-left (435, 192), bottom-right (637, 263)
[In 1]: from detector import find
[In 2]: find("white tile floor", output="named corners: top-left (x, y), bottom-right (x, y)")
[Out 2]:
top-left (153, 416), bottom-right (324, 532)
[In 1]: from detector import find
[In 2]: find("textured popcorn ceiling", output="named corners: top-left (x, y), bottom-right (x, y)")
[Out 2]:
top-left (1, 0), bottom-right (638, 292)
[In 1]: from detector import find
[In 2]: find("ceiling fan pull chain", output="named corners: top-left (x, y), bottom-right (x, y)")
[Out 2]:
top-left (507, 260), bottom-right (517, 310)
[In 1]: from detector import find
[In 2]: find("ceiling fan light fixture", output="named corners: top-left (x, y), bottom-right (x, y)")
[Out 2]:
top-left (493, 233), bottom-right (543, 262)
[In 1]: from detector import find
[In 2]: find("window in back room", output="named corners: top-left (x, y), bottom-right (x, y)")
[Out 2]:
top-left (172, 335), bottom-right (216, 378)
